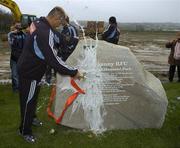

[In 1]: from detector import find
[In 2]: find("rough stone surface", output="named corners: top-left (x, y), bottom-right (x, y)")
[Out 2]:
top-left (54, 39), bottom-right (168, 131)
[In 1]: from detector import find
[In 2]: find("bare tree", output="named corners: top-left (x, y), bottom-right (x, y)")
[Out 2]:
top-left (0, 8), bottom-right (13, 33)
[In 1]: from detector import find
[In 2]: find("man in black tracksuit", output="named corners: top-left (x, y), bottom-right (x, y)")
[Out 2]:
top-left (102, 16), bottom-right (120, 44)
top-left (58, 16), bottom-right (79, 61)
top-left (17, 7), bottom-right (81, 143)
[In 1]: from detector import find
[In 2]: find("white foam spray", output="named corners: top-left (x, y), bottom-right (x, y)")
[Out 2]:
top-left (71, 20), bottom-right (106, 134)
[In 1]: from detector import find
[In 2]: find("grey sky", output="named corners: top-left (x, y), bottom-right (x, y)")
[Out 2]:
top-left (1, 0), bottom-right (180, 22)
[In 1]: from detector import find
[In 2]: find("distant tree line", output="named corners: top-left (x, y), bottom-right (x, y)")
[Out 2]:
top-left (0, 8), bottom-right (13, 33)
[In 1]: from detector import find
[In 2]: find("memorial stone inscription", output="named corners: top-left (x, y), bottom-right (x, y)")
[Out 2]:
top-left (99, 61), bottom-right (134, 104)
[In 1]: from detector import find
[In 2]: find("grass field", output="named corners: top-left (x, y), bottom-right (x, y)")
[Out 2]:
top-left (0, 83), bottom-right (180, 148)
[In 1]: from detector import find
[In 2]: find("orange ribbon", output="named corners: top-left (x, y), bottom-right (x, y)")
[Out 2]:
top-left (47, 78), bottom-right (85, 124)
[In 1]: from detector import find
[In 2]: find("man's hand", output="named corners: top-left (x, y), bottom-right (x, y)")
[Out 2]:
top-left (62, 33), bottom-right (71, 42)
top-left (65, 35), bottom-right (71, 42)
top-left (73, 71), bottom-right (85, 80)
top-left (12, 29), bottom-right (18, 33)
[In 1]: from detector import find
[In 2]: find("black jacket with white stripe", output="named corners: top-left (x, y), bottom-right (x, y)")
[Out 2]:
top-left (102, 24), bottom-right (120, 44)
top-left (17, 17), bottom-right (78, 80)
top-left (8, 30), bottom-right (26, 62)
top-left (59, 24), bottom-right (79, 61)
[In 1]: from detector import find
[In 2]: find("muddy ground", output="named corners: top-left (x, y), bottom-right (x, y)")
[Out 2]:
top-left (119, 31), bottom-right (177, 81)
top-left (0, 31), bottom-right (177, 83)
top-left (0, 41), bottom-right (10, 82)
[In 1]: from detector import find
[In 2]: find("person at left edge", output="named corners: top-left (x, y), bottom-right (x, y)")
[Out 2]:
top-left (8, 22), bottom-right (26, 92)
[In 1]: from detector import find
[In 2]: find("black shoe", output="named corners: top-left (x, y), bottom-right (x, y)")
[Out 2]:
top-left (22, 134), bottom-right (36, 143)
top-left (32, 118), bottom-right (43, 127)
top-left (169, 78), bottom-right (173, 82)
top-left (18, 130), bottom-right (36, 143)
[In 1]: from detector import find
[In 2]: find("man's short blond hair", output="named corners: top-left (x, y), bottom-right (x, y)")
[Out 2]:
top-left (48, 6), bottom-right (66, 17)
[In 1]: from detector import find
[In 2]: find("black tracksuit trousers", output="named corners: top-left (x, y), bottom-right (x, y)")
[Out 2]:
top-left (19, 76), bottom-right (40, 135)
top-left (169, 65), bottom-right (180, 82)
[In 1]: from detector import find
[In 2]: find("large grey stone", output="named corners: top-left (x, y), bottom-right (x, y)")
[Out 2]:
top-left (54, 39), bottom-right (168, 133)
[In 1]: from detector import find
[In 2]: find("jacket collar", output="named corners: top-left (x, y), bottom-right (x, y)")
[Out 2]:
top-left (39, 17), bottom-right (54, 30)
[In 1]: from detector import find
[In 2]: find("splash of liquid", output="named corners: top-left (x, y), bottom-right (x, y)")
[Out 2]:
top-left (73, 19), bottom-right (88, 47)
top-left (71, 20), bottom-right (106, 134)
